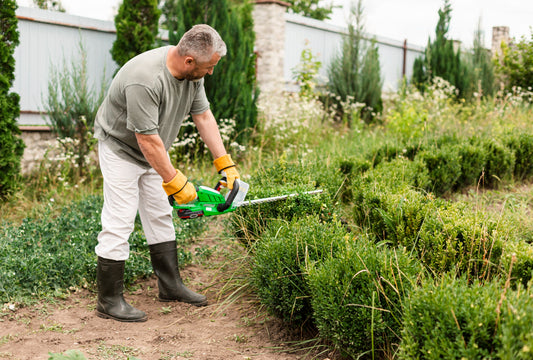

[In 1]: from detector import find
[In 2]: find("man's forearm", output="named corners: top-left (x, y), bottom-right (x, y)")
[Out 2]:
top-left (192, 109), bottom-right (227, 159)
top-left (135, 133), bottom-right (176, 183)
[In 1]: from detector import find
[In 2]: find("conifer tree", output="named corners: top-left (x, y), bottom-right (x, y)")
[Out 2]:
top-left (164, 0), bottom-right (258, 139)
top-left (327, 0), bottom-right (383, 124)
top-left (467, 20), bottom-right (495, 98)
top-left (0, 0), bottom-right (25, 198)
top-left (412, 0), bottom-right (469, 97)
top-left (111, 0), bottom-right (161, 68)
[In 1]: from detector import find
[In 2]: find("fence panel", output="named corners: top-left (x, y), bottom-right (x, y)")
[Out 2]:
top-left (285, 13), bottom-right (425, 92)
top-left (13, 7), bottom-right (425, 126)
top-left (14, 7), bottom-right (118, 126)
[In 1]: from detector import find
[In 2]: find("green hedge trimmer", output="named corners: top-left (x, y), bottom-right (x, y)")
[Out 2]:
top-left (171, 179), bottom-right (323, 220)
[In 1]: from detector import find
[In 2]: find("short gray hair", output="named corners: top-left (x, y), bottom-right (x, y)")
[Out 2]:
top-left (177, 24), bottom-right (227, 63)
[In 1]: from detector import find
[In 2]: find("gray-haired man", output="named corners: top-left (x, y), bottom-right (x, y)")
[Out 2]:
top-left (93, 24), bottom-right (240, 322)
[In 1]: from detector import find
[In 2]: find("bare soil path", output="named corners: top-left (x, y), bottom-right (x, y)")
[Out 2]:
top-left (0, 220), bottom-right (317, 360)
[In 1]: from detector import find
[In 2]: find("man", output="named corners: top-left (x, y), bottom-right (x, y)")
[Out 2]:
top-left (93, 24), bottom-right (239, 322)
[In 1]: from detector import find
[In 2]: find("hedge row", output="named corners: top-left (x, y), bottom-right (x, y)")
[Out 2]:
top-left (400, 276), bottom-right (533, 359)
top-left (252, 215), bottom-right (422, 358)
top-left (346, 144), bottom-right (533, 284)
top-left (236, 128), bottom-right (533, 358)
top-left (367, 129), bottom-right (533, 196)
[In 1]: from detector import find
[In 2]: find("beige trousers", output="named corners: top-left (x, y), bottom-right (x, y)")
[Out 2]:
top-left (95, 140), bottom-right (175, 260)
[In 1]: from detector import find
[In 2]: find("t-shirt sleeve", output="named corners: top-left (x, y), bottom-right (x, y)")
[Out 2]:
top-left (189, 82), bottom-right (210, 115)
top-left (124, 84), bottom-right (160, 135)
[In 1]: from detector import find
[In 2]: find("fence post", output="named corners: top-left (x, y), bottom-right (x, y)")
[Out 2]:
top-left (252, 0), bottom-right (290, 97)
top-left (491, 26), bottom-right (510, 60)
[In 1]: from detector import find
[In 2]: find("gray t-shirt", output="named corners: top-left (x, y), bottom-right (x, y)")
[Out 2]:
top-left (94, 46), bottom-right (210, 168)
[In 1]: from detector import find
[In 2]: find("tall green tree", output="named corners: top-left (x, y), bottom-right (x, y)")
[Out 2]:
top-left (286, 0), bottom-right (337, 21)
top-left (111, 0), bottom-right (161, 68)
top-left (466, 19), bottom-right (495, 98)
top-left (412, 0), bottom-right (469, 97)
top-left (495, 30), bottom-right (533, 92)
top-left (0, 0), bottom-right (25, 198)
top-left (327, 0), bottom-right (383, 124)
top-left (165, 0), bottom-right (258, 140)
top-left (32, 0), bottom-right (65, 12)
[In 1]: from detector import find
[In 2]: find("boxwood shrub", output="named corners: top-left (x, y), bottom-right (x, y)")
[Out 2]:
top-left (504, 130), bottom-right (533, 181)
top-left (251, 215), bottom-right (349, 325)
top-left (351, 169), bottom-right (505, 280)
top-left (415, 144), bottom-right (462, 196)
top-left (479, 138), bottom-right (516, 187)
top-left (498, 285), bottom-right (533, 359)
top-left (414, 201), bottom-right (503, 278)
top-left (231, 157), bottom-right (338, 245)
top-left (308, 239), bottom-right (422, 358)
top-left (399, 276), bottom-right (502, 359)
top-left (455, 142), bottom-right (486, 189)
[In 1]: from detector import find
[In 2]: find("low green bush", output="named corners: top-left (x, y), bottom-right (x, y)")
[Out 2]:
top-left (353, 184), bottom-right (435, 245)
top-left (252, 215), bottom-right (349, 325)
top-left (337, 156), bottom-right (372, 203)
top-left (505, 131), bottom-right (533, 181)
top-left (479, 138), bottom-right (516, 187)
top-left (415, 144), bottom-right (462, 196)
top-left (0, 195), bottom-right (205, 303)
top-left (308, 239), bottom-right (422, 358)
top-left (231, 157), bottom-right (338, 245)
top-left (415, 201), bottom-right (504, 278)
top-left (352, 168), bottom-right (505, 279)
top-left (455, 142), bottom-right (486, 189)
top-left (351, 158), bottom-right (432, 242)
top-left (501, 240), bottom-right (533, 286)
top-left (0, 196), bottom-right (103, 302)
top-left (498, 285), bottom-right (533, 359)
top-left (399, 276), bottom-right (502, 359)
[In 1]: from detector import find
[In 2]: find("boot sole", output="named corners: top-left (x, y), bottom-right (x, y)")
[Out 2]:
top-left (96, 310), bottom-right (148, 322)
top-left (159, 297), bottom-right (208, 307)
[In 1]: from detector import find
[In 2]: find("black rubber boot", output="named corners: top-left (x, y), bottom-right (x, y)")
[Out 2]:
top-left (96, 257), bottom-right (147, 322)
top-left (149, 241), bottom-right (207, 306)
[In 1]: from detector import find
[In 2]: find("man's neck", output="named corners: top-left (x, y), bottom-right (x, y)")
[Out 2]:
top-left (166, 46), bottom-right (186, 80)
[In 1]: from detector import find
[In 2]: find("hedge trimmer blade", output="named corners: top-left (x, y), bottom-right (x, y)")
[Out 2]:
top-left (236, 189), bottom-right (323, 208)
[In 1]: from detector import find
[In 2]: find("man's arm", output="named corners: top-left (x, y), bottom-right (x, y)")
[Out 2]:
top-left (191, 109), bottom-right (227, 159)
top-left (135, 133), bottom-right (176, 183)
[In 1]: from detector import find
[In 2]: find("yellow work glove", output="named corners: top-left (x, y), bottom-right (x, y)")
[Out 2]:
top-left (213, 154), bottom-right (240, 189)
top-left (162, 169), bottom-right (197, 205)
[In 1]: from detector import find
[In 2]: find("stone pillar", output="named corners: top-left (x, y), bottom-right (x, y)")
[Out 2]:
top-left (252, 0), bottom-right (290, 96)
top-left (20, 127), bottom-right (56, 174)
top-left (492, 26), bottom-right (510, 58)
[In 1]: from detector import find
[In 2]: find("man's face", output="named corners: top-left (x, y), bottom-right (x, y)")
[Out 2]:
top-left (184, 52), bottom-right (221, 82)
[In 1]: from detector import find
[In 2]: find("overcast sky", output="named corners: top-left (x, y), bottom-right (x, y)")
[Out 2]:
top-left (329, 0), bottom-right (532, 48)
top-left (16, 0), bottom-right (533, 48)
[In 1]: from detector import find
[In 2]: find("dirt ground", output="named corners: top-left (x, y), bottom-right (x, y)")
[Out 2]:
top-left (0, 222), bottom-right (332, 360)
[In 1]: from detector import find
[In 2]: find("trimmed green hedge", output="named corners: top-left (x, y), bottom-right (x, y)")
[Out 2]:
top-left (400, 277), bottom-right (533, 359)
top-left (240, 128), bottom-right (533, 358)
top-left (309, 240), bottom-right (422, 358)
top-left (252, 215), bottom-right (349, 324)
top-left (231, 157), bottom-right (339, 245)
top-left (400, 276), bottom-right (502, 359)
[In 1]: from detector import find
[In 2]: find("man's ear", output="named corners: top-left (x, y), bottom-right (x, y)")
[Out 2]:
top-left (184, 56), bottom-right (195, 66)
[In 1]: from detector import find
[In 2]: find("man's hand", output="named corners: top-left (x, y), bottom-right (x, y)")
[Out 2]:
top-left (162, 169), bottom-right (197, 205)
top-left (213, 154), bottom-right (240, 189)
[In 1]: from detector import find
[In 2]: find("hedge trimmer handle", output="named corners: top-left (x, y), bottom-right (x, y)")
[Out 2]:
top-left (173, 178), bottom-right (242, 219)
top-left (215, 178), bottom-right (239, 212)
